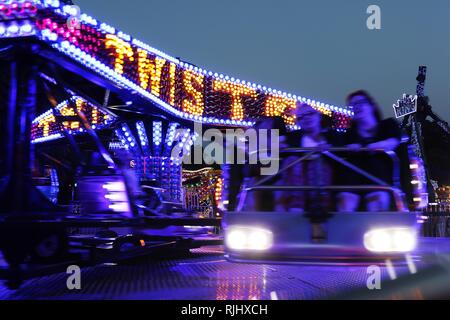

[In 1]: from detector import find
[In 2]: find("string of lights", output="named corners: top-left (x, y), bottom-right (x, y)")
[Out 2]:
top-left (31, 96), bottom-right (114, 143)
top-left (1, 0), bottom-right (353, 130)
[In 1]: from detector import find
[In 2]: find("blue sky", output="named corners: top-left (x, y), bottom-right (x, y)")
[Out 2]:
top-left (76, 0), bottom-right (450, 121)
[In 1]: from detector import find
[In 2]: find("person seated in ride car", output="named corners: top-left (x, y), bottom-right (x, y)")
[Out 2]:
top-left (276, 102), bottom-right (336, 213)
top-left (243, 116), bottom-right (288, 211)
top-left (336, 90), bottom-right (402, 212)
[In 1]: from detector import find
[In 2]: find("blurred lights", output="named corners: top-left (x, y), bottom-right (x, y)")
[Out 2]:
top-left (104, 192), bottom-right (128, 202)
top-left (136, 121), bottom-right (149, 149)
top-left (213, 79), bottom-right (256, 121)
top-left (138, 48), bottom-right (166, 97)
top-left (152, 121), bottom-right (162, 147)
top-left (225, 226), bottom-right (273, 251)
top-left (108, 202), bottom-right (131, 213)
top-left (363, 227), bottom-right (417, 253)
top-left (182, 69), bottom-right (204, 116)
top-left (105, 34), bottom-right (134, 75)
top-left (44, 0), bottom-right (60, 8)
top-left (215, 177), bottom-right (223, 204)
top-left (31, 97), bottom-right (113, 144)
top-left (2, 1), bottom-right (352, 129)
top-left (0, 20), bottom-right (34, 37)
top-left (265, 95), bottom-right (297, 126)
top-left (408, 154), bottom-right (428, 209)
top-left (117, 123), bottom-right (139, 153)
top-left (103, 181), bottom-right (126, 192)
top-left (165, 122), bottom-right (179, 148)
top-left (104, 181), bottom-right (131, 213)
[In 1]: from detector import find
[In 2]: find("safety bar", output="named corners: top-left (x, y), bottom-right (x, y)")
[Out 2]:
top-left (237, 147), bottom-right (407, 212)
top-left (245, 185), bottom-right (407, 212)
top-left (141, 185), bottom-right (165, 192)
top-left (280, 147), bottom-right (401, 189)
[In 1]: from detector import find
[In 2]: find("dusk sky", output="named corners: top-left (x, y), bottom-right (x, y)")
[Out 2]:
top-left (76, 0), bottom-right (450, 121)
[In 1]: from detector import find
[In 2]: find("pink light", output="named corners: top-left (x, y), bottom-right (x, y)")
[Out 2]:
top-left (29, 5), bottom-right (37, 14)
top-left (2, 8), bottom-right (11, 16)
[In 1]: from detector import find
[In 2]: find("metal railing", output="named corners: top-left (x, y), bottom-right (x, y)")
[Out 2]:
top-left (421, 203), bottom-right (450, 237)
top-left (184, 189), bottom-right (216, 218)
top-left (237, 147), bottom-right (407, 212)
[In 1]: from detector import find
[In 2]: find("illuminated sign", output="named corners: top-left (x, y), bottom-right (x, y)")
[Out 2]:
top-left (31, 97), bottom-right (115, 143)
top-left (393, 94), bottom-right (418, 119)
top-left (3, 1), bottom-right (352, 129)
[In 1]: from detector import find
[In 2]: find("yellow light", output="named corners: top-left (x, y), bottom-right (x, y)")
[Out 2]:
top-left (70, 122), bottom-right (79, 129)
top-left (137, 49), bottom-right (166, 97)
top-left (309, 101), bottom-right (332, 117)
top-left (92, 107), bottom-right (98, 124)
top-left (264, 94), bottom-right (297, 125)
top-left (213, 80), bottom-right (256, 120)
top-left (182, 69), bottom-right (205, 116)
top-left (59, 101), bottom-right (82, 130)
top-left (169, 62), bottom-right (177, 106)
top-left (38, 114), bottom-right (56, 137)
top-left (105, 34), bottom-right (134, 75)
top-left (75, 99), bottom-right (84, 113)
top-left (215, 177), bottom-right (223, 202)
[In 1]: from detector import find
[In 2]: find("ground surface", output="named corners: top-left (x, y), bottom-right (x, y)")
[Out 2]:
top-left (1, 238), bottom-right (449, 300)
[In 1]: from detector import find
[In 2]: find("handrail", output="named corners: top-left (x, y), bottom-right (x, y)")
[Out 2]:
top-left (246, 185), bottom-right (397, 191)
top-left (280, 147), bottom-right (402, 189)
top-left (248, 147), bottom-right (401, 188)
top-left (237, 147), bottom-right (407, 212)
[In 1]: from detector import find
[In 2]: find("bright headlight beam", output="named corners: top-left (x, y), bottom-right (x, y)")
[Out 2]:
top-left (225, 226), bottom-right (273, 251)
top-left (364, 227), bottom-right (417, 253)
top-left (226, 229), bottom-right (247, 250)
top-left (393, 229), bottom-right (416, 252)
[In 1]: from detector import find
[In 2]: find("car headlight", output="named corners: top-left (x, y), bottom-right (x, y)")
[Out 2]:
top-left (364, 227), bottom-right (417, 253)
top-left (225, 226), bottom-right (273, 251)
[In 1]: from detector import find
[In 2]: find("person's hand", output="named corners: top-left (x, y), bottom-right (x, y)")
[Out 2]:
top-left (367, 141), bottom-right (389, 151)
top-left (279, 137), bottom-right (289, 149)
top-left (368, 138), bottom-right (400, 152)
top-left (367, 142), bottom-right (382, 151)
top-left (346, 143), bottom-right (362, 150)
top-left (318, 142), bottom-right (331, 152)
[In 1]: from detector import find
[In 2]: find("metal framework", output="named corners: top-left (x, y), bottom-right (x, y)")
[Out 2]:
top-left (401, 66), bottom-right (450, 203)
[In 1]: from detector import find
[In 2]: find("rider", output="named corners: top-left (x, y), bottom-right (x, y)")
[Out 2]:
top-left (276, 102), bottom-right (336, 213)
top-left (243, 116), bottom-right (288, 211)
top-left (336, 90), bottom-right (402, 212)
